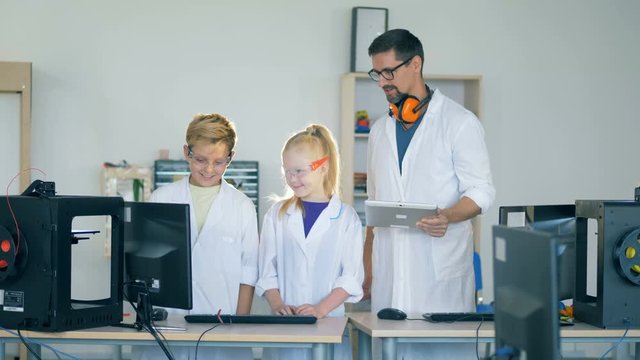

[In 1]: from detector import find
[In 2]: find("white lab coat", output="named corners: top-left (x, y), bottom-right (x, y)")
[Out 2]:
top-left (256, 194), bottom-right (364, 360)
top-left (367, 89), bottom-right (495, 359)
top-left (132, 176), bottom-right (258, 360)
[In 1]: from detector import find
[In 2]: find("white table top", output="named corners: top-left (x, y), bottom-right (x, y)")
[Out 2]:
top-left (1, 315), bottom-right (348, 344)
top-left (348, 312), bottom-right (640, 340)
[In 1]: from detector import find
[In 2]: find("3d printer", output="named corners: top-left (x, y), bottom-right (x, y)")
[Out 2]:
top-left (574, 190), bottom-right (640, 329)
top-left (0, 181), bottom-right (123, 331)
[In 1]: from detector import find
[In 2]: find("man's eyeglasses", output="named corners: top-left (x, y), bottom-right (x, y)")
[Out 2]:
top-left (283, 156), bottom-right (329, 179)
top-left (367, 56), bottom-right (413, 82)
top-left (187, 146), bottom-right (231, 170)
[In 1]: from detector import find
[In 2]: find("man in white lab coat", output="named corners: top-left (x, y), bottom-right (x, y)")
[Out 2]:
top-left (363, 29), bottom-right (495, 359)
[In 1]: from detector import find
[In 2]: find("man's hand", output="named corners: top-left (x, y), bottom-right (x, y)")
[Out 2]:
top-left (416, 208), bottom-right (449, 237)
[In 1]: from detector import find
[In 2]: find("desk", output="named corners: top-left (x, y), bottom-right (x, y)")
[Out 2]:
top-left (348, 312), bottom-right (640, 360)
top-left (0, 315), bottom-right (347, 360)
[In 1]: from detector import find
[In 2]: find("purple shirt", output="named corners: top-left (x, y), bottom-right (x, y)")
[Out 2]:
top-left (302, 200), bottom-right (329, 237)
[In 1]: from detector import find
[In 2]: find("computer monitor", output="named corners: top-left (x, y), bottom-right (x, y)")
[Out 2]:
top-left (498, 205), bottom-right (575, 300)
top-left (123, 201), bottom-right (192, 327)
top-left (493, 225), bottom-right (560, 360)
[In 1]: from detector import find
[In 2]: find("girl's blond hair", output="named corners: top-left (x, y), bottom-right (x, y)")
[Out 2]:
top-left (278, 124), bottom-right (341, 218)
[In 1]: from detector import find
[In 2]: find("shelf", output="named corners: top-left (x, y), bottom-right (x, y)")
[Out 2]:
top-left (153, 159), bottom-right (260, 212)
top-left (224, 175), bottom-right (258, 180)
top-left (155, 171), bottom-right (190, 176)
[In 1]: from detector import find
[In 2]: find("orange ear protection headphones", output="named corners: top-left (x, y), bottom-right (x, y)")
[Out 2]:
top-left (388, 85), bottom-right (434, 123)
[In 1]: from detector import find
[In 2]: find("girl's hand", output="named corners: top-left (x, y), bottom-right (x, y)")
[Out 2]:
top-left (295, 303), bottom-right (326, 318)
top-left (273, 304), bottom-right (297, 315)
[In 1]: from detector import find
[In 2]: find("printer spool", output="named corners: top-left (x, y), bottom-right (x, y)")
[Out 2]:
top-left (0, 225), bottom-right (18, 281)
top-left (613, 227), bottom-right (640, 286)
top-left (0, 225), bottom-right (28, 282)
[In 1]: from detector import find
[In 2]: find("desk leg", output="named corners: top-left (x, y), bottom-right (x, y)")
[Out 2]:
top-left (357, 330), bottom-right (372, 360)
top-left (312, 343), bottom-right (327, 360)
top-left (381, 338), bottom-right (397, 360)
top-left (112, 345), bottom-right (122, 360)
top-left (635, 342), bottom-right (639, 360)
top-left (0, 340), bottom-right (5, 360)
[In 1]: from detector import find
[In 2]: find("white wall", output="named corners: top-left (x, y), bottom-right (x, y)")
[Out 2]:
top-left (2, 0), bottom-right (639, 304)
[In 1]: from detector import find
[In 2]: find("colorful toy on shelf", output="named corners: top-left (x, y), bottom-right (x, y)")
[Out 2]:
top-left (559, 303), bottom-right (574, 322)
top-left (355, 110), bottom-right (370, 133)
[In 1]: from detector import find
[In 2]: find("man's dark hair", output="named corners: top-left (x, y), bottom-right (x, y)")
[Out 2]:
top-left (368, 29), bottom-right (424, 71)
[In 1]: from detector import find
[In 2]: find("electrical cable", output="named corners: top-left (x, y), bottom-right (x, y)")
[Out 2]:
top-left (195, 308), bottom-right (224, 360)
top-left (17, 327), bottom-right (42, 360)
top-left (143, 322), bottom-right (175, 360)
top-left (416, 315), bottom-right (488, 359)
top-left (152, 321), bottom-right (173, 353)
top-left (123, 282), bottom-right (175, 360)
top-left (195, 323), bottom-right (221, 360)
top-left (476, 318), bottom-right (484, 360)
top-left (598, 319), bottom-right (631, 360)
top-left (0, 326), bottom-right (82, 360)
top-left (4, 168), bottom-right (47, 258)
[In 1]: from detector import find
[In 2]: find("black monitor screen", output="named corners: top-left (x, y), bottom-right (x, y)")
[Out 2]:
top-left (493, 225), bottom-right (560, 360)
top-left (123, 201), bottom-right (192, 311)
top-left (498, 204), bottom-right (575, 300)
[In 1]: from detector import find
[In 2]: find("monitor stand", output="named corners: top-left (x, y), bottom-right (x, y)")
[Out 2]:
top-left (134, 292), bottom-right (185, 331)
top-left (112, 292), bottom-right (185, 331)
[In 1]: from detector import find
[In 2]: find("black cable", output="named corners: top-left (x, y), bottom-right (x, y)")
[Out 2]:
top-left (153, 322), bottom-right (174, 353)
top-left (123, 282), bottom-right (175, 360)
top-left (144, 322), bottom-right (175, 360)
top-left (418, 315), bottom-right (488, 359)
top-left (195, 323), bottom-right (221, 360)
top-left (17, 328), bottom-right (42, 360)
top-left (476, 318), bottom-right (483, 360)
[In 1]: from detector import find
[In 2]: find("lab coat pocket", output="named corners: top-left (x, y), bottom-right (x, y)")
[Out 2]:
top-left (220, 236), bottom-right (242, 277)
top-left (430, 224), bottom-right (472, 281)
top-left (221, 235), bottom-right (236, 244)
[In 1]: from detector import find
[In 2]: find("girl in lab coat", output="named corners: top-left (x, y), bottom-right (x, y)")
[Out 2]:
top-left (256, 124), bottom-right (364, 360)
top-left (132, 113), bottom-right (258, 360)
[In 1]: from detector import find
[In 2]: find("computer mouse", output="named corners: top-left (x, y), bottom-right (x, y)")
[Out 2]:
top-left (377, 307), bottom-right (407, 320)
top-left (152, 307), bottom-right (168, 321)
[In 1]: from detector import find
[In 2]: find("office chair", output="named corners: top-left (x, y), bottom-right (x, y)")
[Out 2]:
top-left (474, 252), bottom-right (494, 313)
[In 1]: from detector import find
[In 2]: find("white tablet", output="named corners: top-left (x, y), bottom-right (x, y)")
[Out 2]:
top-left (365, 200), bottom-right (438, 228)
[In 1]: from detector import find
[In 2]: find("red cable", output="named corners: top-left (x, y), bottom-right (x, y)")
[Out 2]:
top-left (4, 168), bottom-right (47, 256)
top-left (217, 309), bottom-right (223, 324)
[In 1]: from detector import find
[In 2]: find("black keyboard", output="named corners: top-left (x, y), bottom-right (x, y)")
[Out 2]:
top-left (184, 314), bottom-right (317, 324)
top-left (423, 312), bottom-right (494, 322)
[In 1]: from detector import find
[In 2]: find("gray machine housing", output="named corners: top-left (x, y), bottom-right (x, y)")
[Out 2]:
top-left (574, 200), bottom-right (640, 328)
